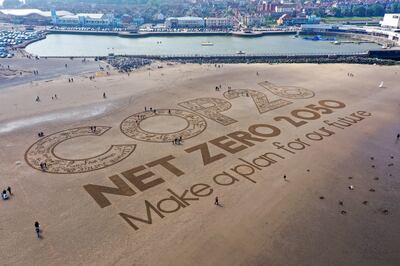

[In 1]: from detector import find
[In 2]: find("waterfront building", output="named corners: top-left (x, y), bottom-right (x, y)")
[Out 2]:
top-left (277, 14), bottom-right (320, 26)
top-left (242, 15), bottom-right (264, 27)
top-left (165, 17), bottom-right (205, 28)
top-left (205, 17), bottom-right (232, 29)
top-left (380, 14), bottom-right (400, 29)
top-left (51, 10), bottom-right (120, 28)
top-left (0, 8), bottom-right (72, 25)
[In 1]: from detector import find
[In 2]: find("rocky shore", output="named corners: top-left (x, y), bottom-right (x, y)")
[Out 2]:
top-left (107, 57), bottom-right (153, 72)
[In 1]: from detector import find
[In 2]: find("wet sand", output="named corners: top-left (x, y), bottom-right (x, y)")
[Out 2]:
top-left (0, 55), bottom-right (106, 89)
top-left (0, 63), bottom-right (399, 265)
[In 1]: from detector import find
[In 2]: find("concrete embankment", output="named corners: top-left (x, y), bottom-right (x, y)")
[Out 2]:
top-left (46, 29), bottom-right (296, 38)
top-left (369, 49), bottom-right (400, 60)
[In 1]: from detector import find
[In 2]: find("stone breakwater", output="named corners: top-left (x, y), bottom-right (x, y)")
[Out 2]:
top-left (107, 57), bottom-right (153, 72)
top-left (169, 56), bottom-right (399, 65)
top-left (106, 55), bottom-right (399, 71)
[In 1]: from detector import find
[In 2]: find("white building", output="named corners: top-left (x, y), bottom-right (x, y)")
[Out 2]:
top-left (380, 14), bottom-right (400, 29)
top-left (51, 10), bottom-right (119, 28)
top-left (165, 17), bottom-right (205, 28)
top-left (205, 17), bottom-right (232, 28)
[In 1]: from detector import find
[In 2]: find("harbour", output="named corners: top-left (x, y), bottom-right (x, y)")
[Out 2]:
top-left (25, 33), bottom-right (382, 57)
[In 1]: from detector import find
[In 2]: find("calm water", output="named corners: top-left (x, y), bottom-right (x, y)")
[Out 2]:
top-left (26, 33), bottom-right (382, 57)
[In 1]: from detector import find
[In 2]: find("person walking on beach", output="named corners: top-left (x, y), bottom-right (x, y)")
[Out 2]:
top-left (103, 92), bottom-right (106, 99)
top-left (397, 133), bottom-right (400, 141)
top-left (215, 197), bottom-right (219, 205)
top-left (2, 190), bottom-right (9, 200)
top-left (34, 221), bottom-right (41, 238)
top-left (7, 186), bottom-right (11, 196)
top-left (283, 174), bottom-right (287, 181)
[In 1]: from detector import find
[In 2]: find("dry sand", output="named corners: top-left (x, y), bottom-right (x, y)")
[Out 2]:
top-left (0, 63), bottom-right (399, 265)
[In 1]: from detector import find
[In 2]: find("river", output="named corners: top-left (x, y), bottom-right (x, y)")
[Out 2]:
top-left (25, 33), bottom-right (382, 57)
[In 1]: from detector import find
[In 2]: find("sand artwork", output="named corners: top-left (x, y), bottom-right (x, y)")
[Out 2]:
top-left (23, 81), bottom-right (313, 175)
top-left (120, 108), bottom-right (207, 143)
top-left (25, 126), bottom-right (136, 174)
top-left (258, 81), bottom-right (315, 99)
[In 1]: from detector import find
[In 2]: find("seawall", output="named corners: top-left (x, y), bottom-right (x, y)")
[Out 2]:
top-left (46, 29), bottom-right (296, 38)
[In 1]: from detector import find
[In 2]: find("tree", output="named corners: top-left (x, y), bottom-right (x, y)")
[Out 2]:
top-left (331, 7), bottom-right (342, 17)
top-left (2, 0), bottom-right (22, 8)
top-left (392, 3), bottom-right (400, 13)
top-left (352, 5), bottom-right (366, 17)
top-left (368, 4), bottom-right (385, 17)
top-left (342, 7), bottom-right (353, 17)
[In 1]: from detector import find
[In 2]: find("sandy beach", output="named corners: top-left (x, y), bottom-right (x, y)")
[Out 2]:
top-left (0, 54), bottom-right (107, 89)
top-left (0, 62), bottom-right (399, 265)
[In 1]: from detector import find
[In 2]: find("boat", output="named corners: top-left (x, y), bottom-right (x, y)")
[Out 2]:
top-left (333, 41), bottom-right (341, 45)
top-left (201, 42), bottom-right (214, 46)
top-left (236, 50), bottom-right (246, 55)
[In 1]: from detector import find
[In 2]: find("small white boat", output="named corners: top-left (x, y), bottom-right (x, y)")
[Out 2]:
top-left (201, 42), bottom-right (214, 46)
top-left (333, 41), bottom-right (341, 45)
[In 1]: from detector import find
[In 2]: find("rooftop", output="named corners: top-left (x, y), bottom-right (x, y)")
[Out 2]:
top-left (0, 9), bottom-right (72, 17)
